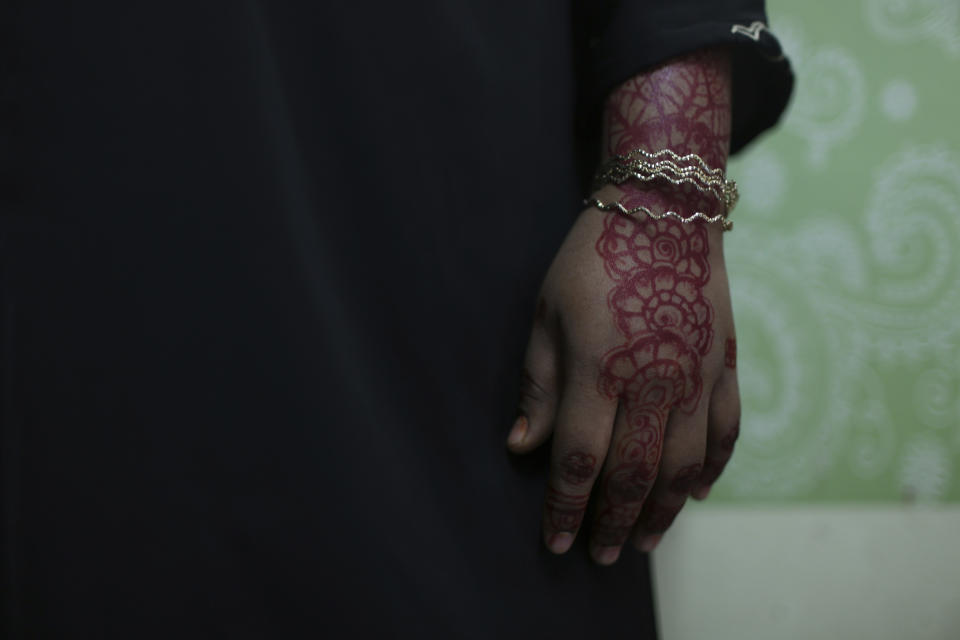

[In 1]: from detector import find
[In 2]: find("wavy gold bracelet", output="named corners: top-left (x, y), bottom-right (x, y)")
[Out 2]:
top-left (584, 197), bottom-right (734, 232)
top-left (613, 149), bottom-right (726, 176)
top-left (593, 149), bottom-right (739, 212)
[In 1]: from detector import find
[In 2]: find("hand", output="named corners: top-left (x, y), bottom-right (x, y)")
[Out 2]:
top-left (506, 185), bottom-right (741, 565)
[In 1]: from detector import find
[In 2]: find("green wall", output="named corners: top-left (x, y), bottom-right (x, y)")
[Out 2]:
top-left (718, 0), bottom-right (960, 502)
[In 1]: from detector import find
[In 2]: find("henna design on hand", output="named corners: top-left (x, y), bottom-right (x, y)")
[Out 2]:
top-left (544, 452), bottom-right (597, 540)
top-left (724, 337), bottom-right (737, 369)
top-left (604, 51), bottom-right (731, 172)
top-left (545, 487), bottom-right (591, 534)
top-left (597, 215), bottom-right (714, 411)
top-left (600, 50), bottom-right (732, 223)
top-left (559, 451), bottom-right (598, 486)
top-left (669, 462), bottom-right (703, 495)
top-left (588, 50), bottom-right (731, 549)
top-left (633, 463), bottom-right (702, 537)
top-left (591, 216), bottom-right (714, 545)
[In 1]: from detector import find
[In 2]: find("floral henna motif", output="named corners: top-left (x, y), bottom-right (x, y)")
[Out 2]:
top-left (595, 203), bottom-right (710, 283)
top-left (604, 50), bottom-right (731, 173)
top-left (599, 335), bottom-right (695, 411)
top-left (591, 218), bottom-right (714, 545)
top-left (597, 216), bottom-right (713, 412)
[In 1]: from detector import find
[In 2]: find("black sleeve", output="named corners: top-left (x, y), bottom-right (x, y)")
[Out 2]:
top-left (572, 0), bottom-right (794, 184)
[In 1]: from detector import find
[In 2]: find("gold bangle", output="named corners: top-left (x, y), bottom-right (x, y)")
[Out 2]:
top-left (583, 197), bottom-right (734, 232)
top-left (593, 149), bottom-right (738, 212)
top-left (593, 163), bottom-right (739, 210)
top-left (612, 149), bottom-right (726, 177)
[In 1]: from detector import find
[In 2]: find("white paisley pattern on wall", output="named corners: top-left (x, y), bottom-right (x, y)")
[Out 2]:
top-left (716, 0), bottom-right (960, 502)
top-left (865, 0), bottom-right (960, 57)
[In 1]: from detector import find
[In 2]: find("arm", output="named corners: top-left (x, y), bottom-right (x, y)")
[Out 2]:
top-left (507, 48), bottom-right (741, 564)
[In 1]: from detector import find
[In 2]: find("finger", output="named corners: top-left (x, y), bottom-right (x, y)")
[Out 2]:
top-left (541, 370), bottom-right (617, 555)
top-left (507, 310), bottom-right (559, 453)
top-left (588, 397), bottom-right (669, 565)
top-left (630, 400), bottom-right (709, 552)
top-left (691, 364), bottom-right (740, 500)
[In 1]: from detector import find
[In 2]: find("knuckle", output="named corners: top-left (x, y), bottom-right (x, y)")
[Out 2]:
top-left (667, 462), bottom-right (703, 495)
top-left (592, 504), bottom-right (641, 547)
top-left (557, 450), bottom-right (599, 486)
top-left (605, 462), bottom-right (655, 504)
top-left (544, 486), bottom-right (589, 533)
top-left (565, 348), bottom-right (606, 385)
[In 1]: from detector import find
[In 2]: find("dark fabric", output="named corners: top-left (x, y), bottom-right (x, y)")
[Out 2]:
top-left (0, 1), bottom-right (791, 638)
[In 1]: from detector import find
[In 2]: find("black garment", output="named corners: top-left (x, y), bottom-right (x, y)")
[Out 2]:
top-left (0, 2), bottom-right (791, 637)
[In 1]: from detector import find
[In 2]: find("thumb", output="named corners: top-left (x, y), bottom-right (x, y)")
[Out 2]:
top-left (508, 317), bottom-right (559, 453)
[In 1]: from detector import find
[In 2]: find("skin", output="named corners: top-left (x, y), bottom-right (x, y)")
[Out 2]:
top-left (507, 49), bottom-right (742, 565)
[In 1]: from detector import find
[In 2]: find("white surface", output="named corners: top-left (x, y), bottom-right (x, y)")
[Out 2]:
top-left (652, 505), bottom-right (960, 640)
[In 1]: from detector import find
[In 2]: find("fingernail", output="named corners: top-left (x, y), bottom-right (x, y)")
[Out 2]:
top-left (547, 532), bottom-right (574, 554)
top-left (594, 545), bottom-right (621, 566)
top-left (507, 415), bottom-right (528, 447)
top-left (692, 485), bottom-right (711, 500)
top-left (639, 534), bottom-right (662, 553)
